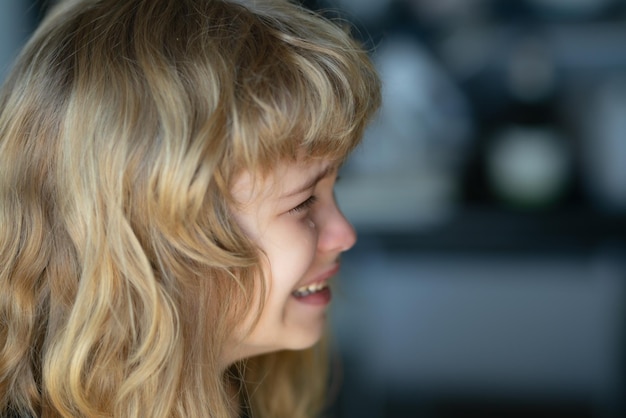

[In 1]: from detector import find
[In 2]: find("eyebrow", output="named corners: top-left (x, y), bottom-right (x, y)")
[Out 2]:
top-left (280, 164), bottom-right (335, 198)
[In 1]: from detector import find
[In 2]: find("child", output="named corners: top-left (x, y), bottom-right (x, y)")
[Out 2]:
top-left (0, 0), bottom-right (380, 417)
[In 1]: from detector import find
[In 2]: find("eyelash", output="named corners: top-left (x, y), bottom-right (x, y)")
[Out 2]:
top-left (289, 195), bottom-right (318, 214)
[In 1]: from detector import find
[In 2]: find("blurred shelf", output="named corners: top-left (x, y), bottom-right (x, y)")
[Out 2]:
top-left (353, 207), bottom-right (626, 255)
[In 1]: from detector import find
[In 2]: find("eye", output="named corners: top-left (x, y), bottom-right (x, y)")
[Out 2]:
top-left (288, 195), bottom-right (318, 214)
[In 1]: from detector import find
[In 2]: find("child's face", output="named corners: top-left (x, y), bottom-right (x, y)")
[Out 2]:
top-left (225, 157), bottom-right (356, 363)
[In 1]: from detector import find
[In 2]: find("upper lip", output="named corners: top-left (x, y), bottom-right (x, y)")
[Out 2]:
top-left (294, 263), bottom-right (340, 290)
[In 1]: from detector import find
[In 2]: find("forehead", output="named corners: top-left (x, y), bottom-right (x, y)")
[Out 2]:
top-left (231, 158), bottom-right (332, 205)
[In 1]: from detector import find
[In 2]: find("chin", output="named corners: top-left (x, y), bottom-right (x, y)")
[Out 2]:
top-left (282, 328), bottom-right (325, 351)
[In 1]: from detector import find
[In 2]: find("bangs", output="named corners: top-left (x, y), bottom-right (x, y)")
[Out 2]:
top-left (224, 3), bottom-right (381, 174)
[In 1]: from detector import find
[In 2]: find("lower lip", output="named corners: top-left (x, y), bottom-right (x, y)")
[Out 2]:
top-left (293, 287), bottom-right (332, 306)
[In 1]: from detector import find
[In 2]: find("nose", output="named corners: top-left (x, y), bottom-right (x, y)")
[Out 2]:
top-left (316, 200), bottom-right (357, 254)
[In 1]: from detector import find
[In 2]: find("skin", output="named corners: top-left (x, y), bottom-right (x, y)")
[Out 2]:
top-left (224, 158), bottom-right (356, 366)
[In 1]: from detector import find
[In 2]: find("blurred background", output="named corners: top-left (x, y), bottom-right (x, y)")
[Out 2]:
top-left (2, 1), bottom-right (625, 417)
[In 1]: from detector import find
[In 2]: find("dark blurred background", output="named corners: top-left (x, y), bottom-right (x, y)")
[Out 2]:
top-left (315, 0), bottom-right (626, 417)
top-left (2, 1), bottom-right (625, 417)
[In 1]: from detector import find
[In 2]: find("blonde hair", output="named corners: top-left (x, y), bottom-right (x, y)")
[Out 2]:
top-left (0, 0), bottom-right (380, 417)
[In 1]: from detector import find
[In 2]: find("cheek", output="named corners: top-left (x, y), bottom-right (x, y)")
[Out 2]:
top-left (263, 220), bottom-right (318, 289)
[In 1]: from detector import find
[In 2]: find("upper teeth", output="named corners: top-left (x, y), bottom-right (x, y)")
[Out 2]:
top-left (293, 282), bottom-right (327, 297)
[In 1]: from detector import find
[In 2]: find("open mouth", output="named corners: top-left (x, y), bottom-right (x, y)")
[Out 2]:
top-left (292, 281), bottom-right (329, 298)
